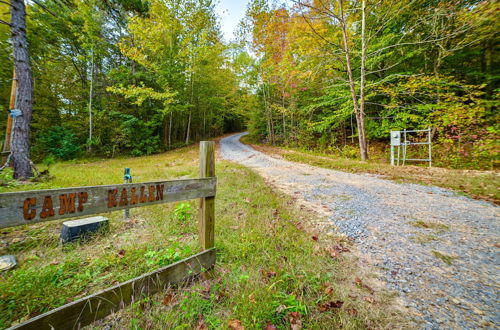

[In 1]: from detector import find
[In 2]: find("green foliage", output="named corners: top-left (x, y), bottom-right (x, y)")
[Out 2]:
top-left (173, 202), bottom-right (193, 222)
top-left (35, 126), bottom-right (81, 160)
top-left (0, 168), bottom-right (18, 188)
top-left (41, 154), bottom-right (56, 169)
top-left (245, 0), bottom-right (499, 169)
top-left (117, 113), bottom-right (162, 156)
top-left (378, 75), bottom-right (499, 168)
top-left (0, 0), bottom-right (249, 162)
top-left (144, 243), bottom-right (191, 266)
top-left (272, 292), bottom-right (307, 316)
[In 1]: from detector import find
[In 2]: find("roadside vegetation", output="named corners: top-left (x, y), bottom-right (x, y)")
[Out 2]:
top-left (0, 145), bottom-right (404, 329)
top-left (242, 136), bottom-right (499, 204)
top-left (243, 1), bottom-right (498, 170)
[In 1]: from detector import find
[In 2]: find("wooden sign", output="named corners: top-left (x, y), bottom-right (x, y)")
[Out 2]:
top-left (0, 177), bottom-right (216, 228)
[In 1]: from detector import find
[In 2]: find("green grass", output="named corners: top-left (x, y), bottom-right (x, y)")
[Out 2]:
top-left (241, 136), bottom-right (500, 204)
top-left (0, 145), bottom-right (403, 329)
top-left (431, 251), bottom-right (456, 266)
top-left (410, 233), bottom-right (439, 244)
top-left (410, 220), bottom-right (449, 232)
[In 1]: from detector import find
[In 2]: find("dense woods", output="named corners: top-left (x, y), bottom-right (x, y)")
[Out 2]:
top-left (242, 0), bottom-right (498, 169)
top-left (0, 0), bottom-right (250, 165)
top-left (0, 0), bottom-right (498, 174)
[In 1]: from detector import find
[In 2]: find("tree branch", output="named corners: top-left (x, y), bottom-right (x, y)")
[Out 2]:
top-left (0, 0), bottom-right (12, 7)
top-left (0, 19), bottom-right (11, 27)
top-left (32, 0), bottom-right (58, 17)
top-left (299, 13), bottom-right (345, 56)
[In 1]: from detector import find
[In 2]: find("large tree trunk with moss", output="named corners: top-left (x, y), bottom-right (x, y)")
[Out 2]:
top-left (10, 0), bottom-right (33, 179)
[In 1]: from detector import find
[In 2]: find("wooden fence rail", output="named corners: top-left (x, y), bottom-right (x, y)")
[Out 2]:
top-left (1, 141), bottom-right (216, 330)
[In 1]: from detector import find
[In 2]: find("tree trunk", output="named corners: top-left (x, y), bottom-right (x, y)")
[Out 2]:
top-left (203, 104), bottom-right (207, 139)
top-left (185, 110), bottom-right (191, 145)
top-left (3, 69), bottom-right (16, 154)
top-left (262, 82), bottom-right (272, 144)
top-left (282, 86), bottom-right (286, 141)
top-left (339, 0), bottom-right (368, 160)
top-left (485, 39), bottom-right (493, 98)
top-left (186, 68), bottom-right (194, 145)
top-left (168, 111), bottom-right (173, 148)
top-left (10, 0), bottom-right (33, 179)
top-left (163, 117), bottom-right (168, 146)
top-left (358, 0), bottom-right (369, 160)
top-left (88, 46), bottom-right (94, 152)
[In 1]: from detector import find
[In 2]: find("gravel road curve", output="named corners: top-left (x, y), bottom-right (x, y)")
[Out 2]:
top-left (220, 132), bottom-right (499, 329)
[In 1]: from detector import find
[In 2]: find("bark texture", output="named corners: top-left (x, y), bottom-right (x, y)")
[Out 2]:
top-left (10, 0), bottom-right (33, 179)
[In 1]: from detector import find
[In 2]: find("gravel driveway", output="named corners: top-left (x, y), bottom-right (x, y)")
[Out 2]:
top-left (220, 132), bottom-right (499, 329)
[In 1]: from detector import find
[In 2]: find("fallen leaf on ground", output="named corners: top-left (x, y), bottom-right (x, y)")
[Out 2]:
top-left (354, 277), bottom-right (374, 294)
top-left (328, 249), bottom-right (339, 259)
top-left (195, 316), bottom-right (208, 330)
top-left (162, 293), bottom-right (175, 306)
top-left (201, 282), bottom-right (211, 294)
top-left (261, 270), bottom-right (277, 278)
top-left (289, 312), bottom-right (302, 330)
top-left (294, 221), bottom-right (304, 230)
top-left (124, 219), bottom-right (138, 228)
top-left (334, 244), bottom-right (350, 252)
top-left (318, 300), bottom-right (344, 311)
top-left (215, 288), bottom-right (228, 302)
top-left (363, 296), bottom-right (375, 303)
top-left (265, 323), bottom-right (277, 330)
top-left (228, 319), bottom-right (244, 330)
top-left (326, 245), bottom-right (350, 259)
top-left (324, 285), bottom-right (334, 296)
top-left (347, 308), bottom-right (358, 315)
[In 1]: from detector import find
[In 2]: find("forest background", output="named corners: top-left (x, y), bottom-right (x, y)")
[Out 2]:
top-left (0, 0), bottom-right (497, 170)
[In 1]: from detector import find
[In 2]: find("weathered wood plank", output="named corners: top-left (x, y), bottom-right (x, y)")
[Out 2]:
top-left (0, 178), bottom-right (216, 228)
top-left (9, 248), bottom-right (216, 330)
top-left (198, 141), bottom-right (215, 250)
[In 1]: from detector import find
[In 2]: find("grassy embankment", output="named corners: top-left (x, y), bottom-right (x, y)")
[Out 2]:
top-left (0, 145), bottom-right (403, 329)
top-left (241, 136), bottom-right (499, 205)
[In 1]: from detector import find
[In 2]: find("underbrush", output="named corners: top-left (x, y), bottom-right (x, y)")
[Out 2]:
top-left (0, 145), bottom-right (403, 329)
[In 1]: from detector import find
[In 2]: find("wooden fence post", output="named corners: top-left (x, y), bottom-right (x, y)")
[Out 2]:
top-left (199, 141), bottom-right (215, 250)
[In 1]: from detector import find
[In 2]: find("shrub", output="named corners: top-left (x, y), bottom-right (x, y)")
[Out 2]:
top-left (36, 126), bottom-right (81, 160)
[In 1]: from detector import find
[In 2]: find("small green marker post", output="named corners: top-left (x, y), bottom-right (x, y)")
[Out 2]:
top-left (124, 168), bottom-right (132, 220)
